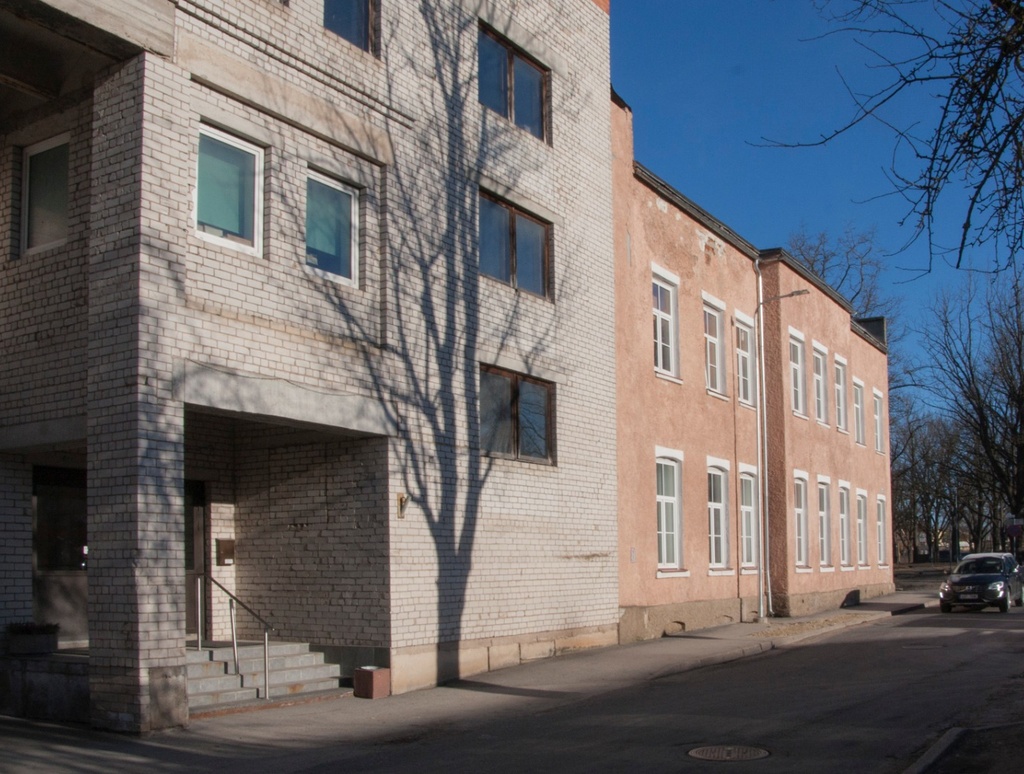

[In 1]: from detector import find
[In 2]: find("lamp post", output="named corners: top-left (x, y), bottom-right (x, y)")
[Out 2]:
top-left (753, 277), bottom-right (809, 621)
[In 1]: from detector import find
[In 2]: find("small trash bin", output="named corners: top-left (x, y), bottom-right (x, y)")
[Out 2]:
top-left (353, 666), bottom-right (390, 699)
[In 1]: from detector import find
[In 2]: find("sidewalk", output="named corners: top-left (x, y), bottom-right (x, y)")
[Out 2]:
top-left (2, 588), bottom-right (946, 772)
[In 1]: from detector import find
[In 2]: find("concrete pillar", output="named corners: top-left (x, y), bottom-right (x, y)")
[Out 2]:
top-left (86, 53), bottom-right (191, 733)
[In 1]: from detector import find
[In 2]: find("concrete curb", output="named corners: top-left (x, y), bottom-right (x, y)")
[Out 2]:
top-left (902, 727), bottom-right (964, 774)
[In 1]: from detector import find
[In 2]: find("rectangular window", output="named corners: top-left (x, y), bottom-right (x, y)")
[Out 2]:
top-left (856, 492), bottom-right (868, 565)
top-left (480, 366), bottom-right (554, 463)
top-left (22, 134), bottom-right (70, 252)
top-left (479, 193), bottom-right (549, 297)
top-left (818, 481), bottom-right (831, 566)
top-left (876, 498), bottom-right (887, 565)
top-left (306, 172), bottom-right (358, 284)
top-left (873, 391), bottom-right (885, 453)
top-left (708, 468), bottom-right (728, 568)
top-left (34, 466), bottom-right (87, 572)
top-left (704, 305), bottom-right (725, 394)
top-left (839, 485), bottom-right (851, 566)
top-left (835, 360), bottom-right (848, 431)
top-left (813, 347), bottom-right (828, 424)
top-left (478, 26), bottom-right (547, 140)
top-left (324, 0), bottom-right (374, 51)
top-left (652, 272), bottom-right (678, 376)
top-left (789, 336), bottom-right (806, 415)
top-left (740, 473), bottom-right (758, 567)
top-left (196, 126), bottom-right (263, 254)
top-left (794, 476), bottom-right (808, 566)
top-left (853, 382), bottom-right (866, 445)
top-left (736, 322), bottom-right (756, 406)
top-left (656, 459), bottom-right (681, 569)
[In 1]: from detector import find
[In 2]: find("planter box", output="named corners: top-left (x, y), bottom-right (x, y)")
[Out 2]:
top-left (8, 632), bottom-right (59, 655)
top-left (353, 666), bottom-right (390, 699)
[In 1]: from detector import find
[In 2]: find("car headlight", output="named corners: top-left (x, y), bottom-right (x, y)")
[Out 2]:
top-left (988, 581), bottom-right (1005, 592)
top-left (940, 582), bottom-right (951, 593)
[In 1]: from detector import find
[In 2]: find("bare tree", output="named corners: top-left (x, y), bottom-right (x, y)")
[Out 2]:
top-left (784, 1), bottom-right (1024, 271)
top-left (921, 274), bottom-right (1024, 534)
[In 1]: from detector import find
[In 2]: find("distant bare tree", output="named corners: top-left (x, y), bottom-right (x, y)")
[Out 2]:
top-left (784, 1), bottom-right (1024, 271)
top-left (921, 274), bottom-right (1024, 534)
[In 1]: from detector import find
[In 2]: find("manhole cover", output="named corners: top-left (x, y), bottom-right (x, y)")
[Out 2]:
top-left (688, 745), bottom-right (770, 762)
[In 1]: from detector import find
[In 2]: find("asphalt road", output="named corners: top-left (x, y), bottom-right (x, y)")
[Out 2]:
top-left (320, 609), bottom-right (1024, 773)
top-left (7, 601), bottom-right (1021, 774)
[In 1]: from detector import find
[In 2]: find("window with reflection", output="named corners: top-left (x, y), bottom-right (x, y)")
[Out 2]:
top-left (478, 26), bottom-right (548, 140)
top-left (480, 366), bottom-right (554, 463)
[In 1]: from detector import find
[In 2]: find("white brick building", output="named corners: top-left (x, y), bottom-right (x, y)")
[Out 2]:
top-left (0, 0), bottom-right (617, 732)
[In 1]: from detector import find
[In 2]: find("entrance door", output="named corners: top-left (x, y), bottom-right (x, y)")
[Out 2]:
top-left (184, 481), bottom-right (206, 636)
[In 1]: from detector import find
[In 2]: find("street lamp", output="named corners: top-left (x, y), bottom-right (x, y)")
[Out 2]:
top-left (753, 282), bottom-right (809, 621)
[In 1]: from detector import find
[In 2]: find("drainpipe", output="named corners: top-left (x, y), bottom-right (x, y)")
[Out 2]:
top-left (754, 257), bottom-right (774, 619)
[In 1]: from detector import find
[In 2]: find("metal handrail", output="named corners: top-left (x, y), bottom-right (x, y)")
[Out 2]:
top-left (195, 575), bottom-right (277, 700)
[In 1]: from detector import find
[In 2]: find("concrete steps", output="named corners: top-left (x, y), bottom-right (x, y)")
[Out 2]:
top-left (186, 641), bottom-right (341, 710)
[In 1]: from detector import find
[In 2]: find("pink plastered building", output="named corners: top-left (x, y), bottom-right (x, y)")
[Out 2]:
top-left (613, 94), bottom-right (893, 641)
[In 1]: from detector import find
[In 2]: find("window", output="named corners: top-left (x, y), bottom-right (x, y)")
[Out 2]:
top-left (324, 0), bottom-right (374, 51)
top-left (818, 480), bottom-right (831, 566)
top-left (735, 320), bottom-right (756, 406)
top-left (34, 466), bottom-right (87, 572)
top-left (652, 267), bottom-right (678, 376)
top-left (856, 491), bottom-right (868, 565)
top-left (306, 172), bottom-right (358, 284)
top-left (873, 391), bottom-right (885, 453)
top-left (839, 485), bottom-right (851, 566)
top-left (853, 381), bottom-right (865, 445)
top-left (740, 472), bottom-right (758, 568)
top-left (876, 498), bottom-right (887, 565)
top-left (656, 458), bottom-right (681, 569)
top-left (478, 26), bottom-right (547, 140)
top-left (794, 476), bottom-right (809, 566)
top-left (789, 335), bottom-right (806, 415)
top-left (708, 468), bottom-right (728, 568)
top-left (480, 366), bottom-right (554, 462)
top-left (704, 303), bottom-right (725, 394)
top-left (813, 347), bottom-right (829, 424)
top-left (835, 360), bottom-right (848, 431)
top-left (479, 193), bottom-right (549, 296)
top-left (196, 126), bottom-right (263, 253)
top-left (22, 134), bottom-right (69, 252)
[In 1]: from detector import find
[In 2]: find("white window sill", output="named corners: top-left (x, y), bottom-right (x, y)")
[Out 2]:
top-left (816, 420), bottom-right (830, 429)
top-left (792, 411), bottom-right (809, 420)
top-left (741, 567), bottom-right (758, 575)
top-left (656, 569), bottom-right (690, 579)
top-left (708, 568), bottom-right (735, 576)
top-left (857, 564), bottom-right (871, 570)
top-left (840, 565), bottom-right (856, 572)
top-left (795, 566), bottom-right (814, 574)
top-left (706, 388), bottom-right (730, 402)
top-left (655, 371), bottom-right (683, 385)
top-left (878, 564), bottom-right (891, 570)
top-left (738, 400), bottom-right (756, 412)
top-left (837, 427), bottom-right (849, 435)
top-left (875, 449), bottom-right (886, 456)
top-left (819, 565), bottom-right (835, 573)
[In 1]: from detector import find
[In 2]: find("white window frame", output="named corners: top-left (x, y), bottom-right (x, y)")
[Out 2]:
top-left (703, 293), bottom-right (726, 395)
top-left (794, 471), bottom-right (809, 567)
top-left (838, 482), bottom-right (851, 566)
top-left (873, 389), bottom-right (885, 453)
top-left (22, 133), bottom-right (70, 254)
top-left (817, 476), bottom-right (831, 567)
top-left (735, 312), bottom-right (756, 407)
top-left (652, 264), bottom-right (679, 378)
top-left (834, 357), bottom-right (848, 432)
top-left (812, 344), bottom-right (829, 425)
top-left (305, 169), bottom-right (360, 287)
top-left (789, 329), bottom-right (806, 416)
top-left (707, 457), bottom-right (731, 569)
top-left (853, 380), bottom-right (866, 445)
top-left (856, 490), bottom-right (869, 566)
top-left (656, 448), bottom-right (684, 570)
top-left (876, 496), bottom-right (887, 565)
top-left (195, 125), bottom-right (264, 257)
top-left (739, 465), bottom-right (758, 568)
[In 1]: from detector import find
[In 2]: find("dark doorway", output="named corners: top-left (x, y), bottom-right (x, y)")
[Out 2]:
top-left (184, 480), bottom-right (207, 635)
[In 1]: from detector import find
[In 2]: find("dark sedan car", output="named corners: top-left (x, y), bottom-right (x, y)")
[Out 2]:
top-left (939, 553), bottom-right (1024, 613)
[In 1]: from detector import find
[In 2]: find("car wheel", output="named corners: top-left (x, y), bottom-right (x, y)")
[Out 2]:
top-left (940, 602), bottom-right (952, 613)
top-left (998, 596), bottom-right (1010, 613)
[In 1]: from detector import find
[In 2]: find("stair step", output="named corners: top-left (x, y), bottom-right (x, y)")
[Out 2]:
top-left (188, 686), bottom-right (260, 708)
top-left (241, 663), bottom-right (341, 688)
top-left (256, 677), bottom-right (341, 699)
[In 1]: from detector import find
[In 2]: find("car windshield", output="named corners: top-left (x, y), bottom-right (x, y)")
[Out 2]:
top-left (954, 558), bottom-right (1004, 574)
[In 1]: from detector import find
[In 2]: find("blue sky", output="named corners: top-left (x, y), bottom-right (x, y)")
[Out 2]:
top-left (610, 0), bottom-right (961, 358)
